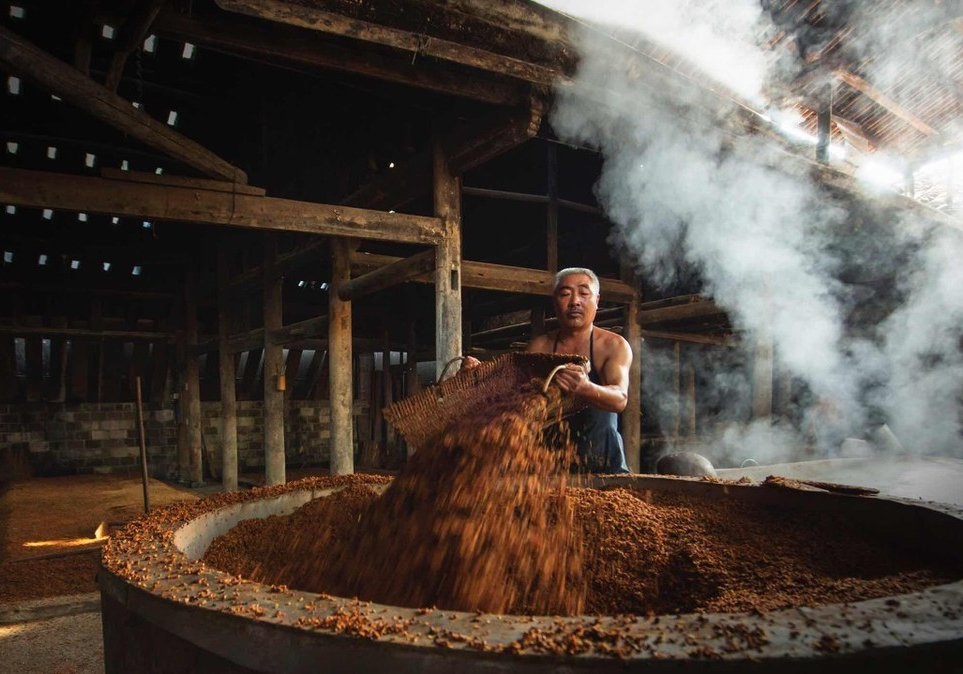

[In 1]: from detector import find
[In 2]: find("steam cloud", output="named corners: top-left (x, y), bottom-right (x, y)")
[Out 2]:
top-left (540, 1), bottom-right (963, 466)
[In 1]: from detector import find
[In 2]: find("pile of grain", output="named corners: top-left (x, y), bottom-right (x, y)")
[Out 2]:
top-left (205, 483), bottom-right (962, 615)
top-left (237, 380), bottom-right (584, 615)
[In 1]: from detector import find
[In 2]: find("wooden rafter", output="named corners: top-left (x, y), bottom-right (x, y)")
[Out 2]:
top-left (834, 68), bottom-right (938, 137)
top-left (0, 25), bottom-right (248, 183)
top-left (215, 0), bottom-right (562, 84)
top-left (0, 168), bottom-right (445, 245)
top-left (336, 249), bottom-right (435, 302)
top-left (349, 251), bottom-right (637, 303)
top-left (153, 6), bottom-right (527, 106)
top-left (104, 0), bottom-right (166, 92)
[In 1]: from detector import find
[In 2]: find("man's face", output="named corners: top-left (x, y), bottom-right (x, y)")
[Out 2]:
top-left (553, 274), bottom-right (599, 330)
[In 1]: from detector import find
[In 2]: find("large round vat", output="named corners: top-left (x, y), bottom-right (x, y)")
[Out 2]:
top-left (100, 474), bottom-right (963, 673)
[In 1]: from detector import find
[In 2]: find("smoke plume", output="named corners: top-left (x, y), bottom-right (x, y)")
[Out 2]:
top-left (540, 0), bottom-right (963, 466)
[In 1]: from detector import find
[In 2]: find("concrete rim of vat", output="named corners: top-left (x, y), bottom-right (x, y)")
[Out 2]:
top-left (100, 474), bottom-right (963, 672)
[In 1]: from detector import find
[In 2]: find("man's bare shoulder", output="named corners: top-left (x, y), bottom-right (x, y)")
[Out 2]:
top-left (594, 326), bottom-right (629, 349)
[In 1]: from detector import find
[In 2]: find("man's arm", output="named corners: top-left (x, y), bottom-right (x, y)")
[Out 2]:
top-left (549, 333), bottom-right (631, 413)
top-left (594, 335), bottom-right (631, 413)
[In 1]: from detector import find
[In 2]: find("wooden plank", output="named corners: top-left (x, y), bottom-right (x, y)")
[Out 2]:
top-left (216, 0), bottom-right (561, 84)
top-left (101, 168), bottom-right (266, 196)
top-left (262, 234), bottom-right (286, 486)
top-left (329, 238), bottom-right (354, 475)
top-left (154, 6), bottom-right (525, 106)
top-left (0, 168), bottom-right (445, 245)
top-left (337, 248), bottom-right (435, 302)
top-left (0, 25), bottom-right (247, 183)
top-left (433, 139), bottom-right (463, 380)
top-left (349, 252), bottom-right (637, 303)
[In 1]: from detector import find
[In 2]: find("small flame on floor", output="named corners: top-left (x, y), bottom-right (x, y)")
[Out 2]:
top-left (22, 522), bottom-right (110, 548)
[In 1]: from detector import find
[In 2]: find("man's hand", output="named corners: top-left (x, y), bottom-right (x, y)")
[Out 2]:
top-left (462, 356), bottom-right (482, 370)
top-left (550, 362), bottom-right (590, 396)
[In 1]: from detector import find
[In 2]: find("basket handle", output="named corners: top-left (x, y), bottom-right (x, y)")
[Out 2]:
top-left (542, 364), bottom-right (570, 394)
top-left (438, 356), bottom-right (467, 382)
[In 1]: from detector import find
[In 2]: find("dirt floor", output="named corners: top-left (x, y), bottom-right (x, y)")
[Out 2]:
top-left (0, 474), bottom-right (204, 604)
top-left (0, 473), bottom-right (217, 674)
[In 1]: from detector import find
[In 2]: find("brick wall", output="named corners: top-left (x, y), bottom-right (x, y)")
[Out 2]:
top-left (0, 401), bottom-right (352, 478)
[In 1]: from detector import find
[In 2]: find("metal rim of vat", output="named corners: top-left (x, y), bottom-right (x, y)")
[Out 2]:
top-left (100, 474), bottom-right (963, 673)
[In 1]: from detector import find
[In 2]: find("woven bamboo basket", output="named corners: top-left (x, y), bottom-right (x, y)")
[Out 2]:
top-left (383, 352), bottom-right (587, 450)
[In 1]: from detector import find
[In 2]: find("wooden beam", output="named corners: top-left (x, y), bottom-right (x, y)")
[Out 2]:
top-left (153, 6), bottom-right (526, 106)
top-left (215, 0), bottom-right (561, 84)
top-left (0, 168), bottom-right (445, 244)
top-left (104, 0), bottom-right (166, 92)
top-left (640, 329), bottom-right (734, 347)
top-left (349, 251), bottom-right (637, 303)
top-left (638, 299), bottom-right (726, 325)
top-left (101, 168), bottom-right (266, 196)
top-left (834, 68), bottom-right (938, 137)
top-left (0, 24), bottom-right (247, 183)
top-left (337, 248), bottom-right (435, 302)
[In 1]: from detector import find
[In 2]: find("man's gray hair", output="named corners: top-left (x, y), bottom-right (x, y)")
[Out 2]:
top-left (553, 267), bottom-right (600, 295)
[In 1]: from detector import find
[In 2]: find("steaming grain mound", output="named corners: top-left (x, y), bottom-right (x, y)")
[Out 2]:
top-left (250, 375), bottom-right (585, 615)
top-left (205, 484), bottom-right (963, 616)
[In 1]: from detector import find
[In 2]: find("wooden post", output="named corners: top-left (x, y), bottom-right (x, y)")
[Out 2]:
top-left (433, 137), bottom-right (463, 380)
top-left (329, 238), bottom-right (354, 475)
top-left (135, 376), bottom-right (150, 513)
top-left (184, 266), bottom-right (203, 485)
top-left (816, 81), bottom-right (833, 165)
top-left (671, 341), bottom-right (681, 439)
top-left (262, 233), bottom-right (285, 485)
top-left (404, 285), bottom-right (420, 398)
top-left (684, 362), bottom-right (696, 437)
top-left (218, 248), bottom-right (239, 492)
top-left (751, 329), bottom-right (774, 421)
top-left (622, 298), bottom-right (642, 472)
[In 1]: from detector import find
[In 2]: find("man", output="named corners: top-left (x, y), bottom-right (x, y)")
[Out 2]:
top-left (527, 267), bottom-right (632, 474)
